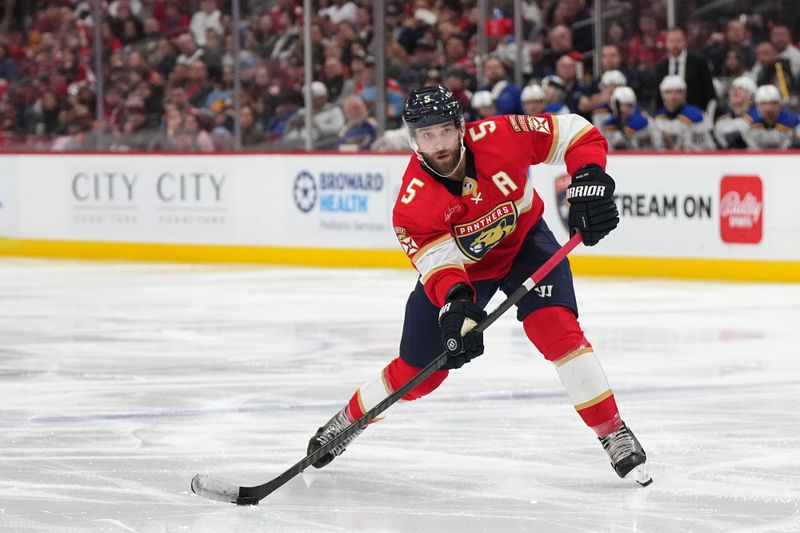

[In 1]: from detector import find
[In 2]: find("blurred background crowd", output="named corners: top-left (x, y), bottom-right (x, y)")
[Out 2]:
top-left (1, 0), bottom-right (800, 152)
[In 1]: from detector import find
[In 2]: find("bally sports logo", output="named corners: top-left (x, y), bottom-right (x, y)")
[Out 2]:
top-left (453, 201), bottom-right (518, 260)
top-left (720, 175), bottom-right (763, 244)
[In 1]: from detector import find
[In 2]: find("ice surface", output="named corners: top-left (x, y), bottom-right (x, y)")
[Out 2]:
top-left (0, 259), bottom-right (798, 532)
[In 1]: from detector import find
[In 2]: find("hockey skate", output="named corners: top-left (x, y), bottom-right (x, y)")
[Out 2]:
top-left (307, 408), bottom-right (364, 469)
top-left (599, 421), bottom-right (652, 486)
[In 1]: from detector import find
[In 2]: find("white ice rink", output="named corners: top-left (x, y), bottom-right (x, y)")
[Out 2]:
top-left (0, 259), bottom-right (798, 532)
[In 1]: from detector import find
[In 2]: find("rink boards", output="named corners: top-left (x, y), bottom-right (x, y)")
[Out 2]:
top-left (0, 151), bottom-right (798, 281)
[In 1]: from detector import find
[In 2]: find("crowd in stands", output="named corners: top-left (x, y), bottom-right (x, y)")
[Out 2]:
top-left (1, 0), bottom-right (800, 152)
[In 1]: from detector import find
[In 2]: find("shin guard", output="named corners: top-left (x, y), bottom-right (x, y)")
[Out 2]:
top-left (345, 357), bottom-right (449, 422)
top-left (523, 307), bottom-right (621, 436)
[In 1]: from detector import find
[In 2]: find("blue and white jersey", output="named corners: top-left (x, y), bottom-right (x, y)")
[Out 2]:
top-left (592, 103), bottom-right (612, 127)
top-left (713, 106), bottom-right (754, 149)
top-left (653, 104), bottom-right (715, 150)
top-left (600, 107), bottom-right (659, 150)
top-left (543, 102), bottom-right (570, 115)
top-left (742, 107), bottom-right (800, 149)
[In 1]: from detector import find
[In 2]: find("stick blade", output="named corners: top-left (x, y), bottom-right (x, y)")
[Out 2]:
top-left (191, 473), bottom-right (246, 505)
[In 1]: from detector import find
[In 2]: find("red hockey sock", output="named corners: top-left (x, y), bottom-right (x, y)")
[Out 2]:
top-left (523, 307), bottom-right (621, 436)
top-left (344, 357), bottom-right (448, 422)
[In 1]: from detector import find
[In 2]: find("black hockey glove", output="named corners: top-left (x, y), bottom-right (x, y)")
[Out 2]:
top-left (438, 283), bottom-right (487, 369)
top-left (566, 164), bottom-right (620, 246)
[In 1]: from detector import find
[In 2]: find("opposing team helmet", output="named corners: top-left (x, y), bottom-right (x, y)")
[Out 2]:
top-left (521, 84), bottom-right (545, 102)
top-left (731, 76), bottom-right (757, 96)
top-left (755, 84), bottom-right (781, 104)
top-left (610, 86), bottom-right (637, 116)
top-left (600, 70), bottom-right (627, 89)
top-left (471, 90), bottom-right (495, 108)
top-left (659, 75), bottom-right (687, 93)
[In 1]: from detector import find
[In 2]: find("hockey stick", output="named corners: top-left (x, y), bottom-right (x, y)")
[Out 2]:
top-left (192, 232), bottom-right (583, 505)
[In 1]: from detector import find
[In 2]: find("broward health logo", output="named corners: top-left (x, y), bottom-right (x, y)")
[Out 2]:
top-left (293, 169), bottom-right (383, 214)
top-left (293, 171), bottom-right (317, 213)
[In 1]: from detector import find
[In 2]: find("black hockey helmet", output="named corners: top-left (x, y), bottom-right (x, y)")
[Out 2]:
top-left (402, 85), bottom-right (464, 133)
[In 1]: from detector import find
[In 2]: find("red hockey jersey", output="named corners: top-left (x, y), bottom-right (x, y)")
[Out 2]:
top-left (392, 113), bottom-right (608, 307)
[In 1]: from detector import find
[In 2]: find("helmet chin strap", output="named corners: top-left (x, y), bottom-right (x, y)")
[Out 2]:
top-left (416, 137), bottom-right (466, 179)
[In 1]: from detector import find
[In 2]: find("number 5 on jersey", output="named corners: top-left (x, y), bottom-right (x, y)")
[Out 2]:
top-left (401, 178), bottom-right (425, 204)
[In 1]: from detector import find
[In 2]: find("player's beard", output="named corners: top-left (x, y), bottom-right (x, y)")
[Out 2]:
top-left (423, 146), bottom-right (461, 177)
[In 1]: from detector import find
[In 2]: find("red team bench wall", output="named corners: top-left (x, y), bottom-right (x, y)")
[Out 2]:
top-left (0, 151), bottom-right (797, 282)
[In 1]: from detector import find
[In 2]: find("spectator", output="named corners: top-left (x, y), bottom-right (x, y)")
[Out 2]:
top-left (186, 60), bottom-right (214, 109)
top-left (354, 56), bottom-right (405, 128)
top-left (182, 110), bottom-right (215, 152)
top-left (724, 19), bottom-right (756, 69)
top-left (555, 54), bottom-right (588, 113)
top-left (442, 68), bottom-right (473, 113)
top-left (653, 75), bottom-right (714, 151)
top-left (240, 104), bottom-right (265, 149)
top-left (750, 41), bottom-right (796, 100)
top-left (715, 47), bottom-right (749, 105)
top-left (742, 84), bottom-right (800, 149)
top-left (590, 70), bottom-right (628, 127)
top-left (520, 84), bottom-right (546, 116)
top-left (115, 95), bottom-right (152, 151)
top-left (714, 76), bottom-right (756, 149)
top-left (190, 0), bottom-right (223, 47)
top-left (481, 56), bottom-right (522, 115)
top-left (283, 81), bottom-right (346, 149)
top-left (323, 56), bottom-right (356, 105)
top-left (175, 33), bottom-right (205, 67)
top-left (586, 44), bottom-right (636, 98)
top-left (470, 90), bottom-right (496, 120)
top-left (337, 94), bottom-right (376, 151)
top-left (770, 24), bottom-right (800, 79)
top-left (656, 27), bottom-right (716, 113)
top-left (26, 89), bottom-right (62, 136)
top-left (600, 86), bottom-right (658, 151)
top-left (540, 24), bottom-right (576, 76)
top-left (627, 11), bottom-right (666, 72)
top-left (0, 43), bottom-right (18, 82)
top-left (541, 75), bottom-right (570, 115)
top-left (320, 0), bottom-right (358, 25)
top-left (627, 10), bottom-right (665, 110)
top-left (148, 103), bottom-right (184, 151)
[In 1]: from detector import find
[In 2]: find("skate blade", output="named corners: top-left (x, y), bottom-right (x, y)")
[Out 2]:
top-left (628, 464), bottom-right (653, 487)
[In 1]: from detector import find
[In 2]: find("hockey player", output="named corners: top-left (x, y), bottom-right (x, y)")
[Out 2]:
top-left (742, 84), bottom-right (800, 149)
top-left (591, 70), bottom-right (628, 127)
top-left (541, 75), bottom-right (571, 115)
top-left (307, 85), bottom-right (650, 486)
top-left (601, 86), bottom-right (658, 150)
top-left (714, 76), bottom-right (756, 149)
top-left (520, 84), bottom-right (546, 116)
top-left (653, 75), bottom-right (715, 150)
top-left (471, 90), bottom-right (497, 120)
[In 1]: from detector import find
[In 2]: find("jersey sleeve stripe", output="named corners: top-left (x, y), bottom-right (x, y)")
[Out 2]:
top-left (543, 116), bottom-right (561, 163)
top-left (413, 237), bottom-right (465, 281)
top-left (566, 123), bottom-right (595, 151)
top-left (515, 173), bottom-right (536, 214)
top-left (546, 114), bottom-right (598, 165)
top-left (412, 233), bottom-right (451, 259)
top-left (420, 262), bottom-right (467, 284)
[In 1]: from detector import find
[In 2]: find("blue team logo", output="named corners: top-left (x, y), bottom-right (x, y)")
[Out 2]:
top-left (453, 201), bottom-right (517, 261)
top-left (293, 171), bottom-right (317, 213)
top-left (554, 173), bottom-right (571, 231)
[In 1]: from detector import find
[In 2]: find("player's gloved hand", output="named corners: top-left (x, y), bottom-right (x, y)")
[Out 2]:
top-left (438, 283), bottom-right (487, 369)
top-left (566, 164), bottom-right (620, 246)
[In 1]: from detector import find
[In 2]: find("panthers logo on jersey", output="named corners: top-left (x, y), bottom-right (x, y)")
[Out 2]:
top-left (452, 201), bottom-right (518, 261)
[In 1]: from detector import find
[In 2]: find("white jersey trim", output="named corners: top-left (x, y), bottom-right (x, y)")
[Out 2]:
top-left (414, 237), bottom-right (465, 282)
top-left (545, 114), bottom-right (595, 165)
